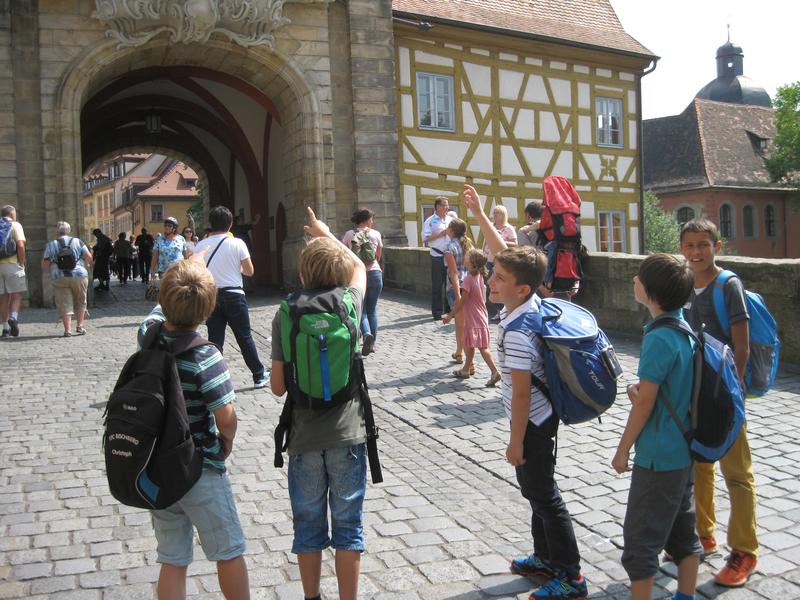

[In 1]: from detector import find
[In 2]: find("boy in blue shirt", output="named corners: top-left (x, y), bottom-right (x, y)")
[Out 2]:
top-left (612, 253), bottom-right (702, 600)
top-left (463, 185), bottom-right (585, 600)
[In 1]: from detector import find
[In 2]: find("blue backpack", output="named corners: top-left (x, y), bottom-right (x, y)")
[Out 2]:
top-left (0, 219), bottom-right (16, 258)
top-left (503, 298), bottom-right (622, 425)
top-left (713, 270), bottom-right (780, 396)
top-left (649, 317), bottom-right (746, 463)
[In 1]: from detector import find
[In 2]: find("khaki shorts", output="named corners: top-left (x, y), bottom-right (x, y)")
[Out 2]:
top-left (0, 263), bottom-right (27, 294)
top-left (52, 276), bottom-right (88, 316)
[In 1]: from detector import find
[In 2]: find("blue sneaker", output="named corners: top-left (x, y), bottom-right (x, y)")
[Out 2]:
top-left (253, 374), bottom-right (269, 389)
top-left (530, 572), bottom-right (587, 599)
top-left (510, 554), bottom-right (557, 579)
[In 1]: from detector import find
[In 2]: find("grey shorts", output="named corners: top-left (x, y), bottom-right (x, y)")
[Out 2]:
top-left (0, 263), bottom-right (26, 294)
top-left (151, 469), bottom-right (245, 566)
top-left (621, 464), bottom-right (702, 581)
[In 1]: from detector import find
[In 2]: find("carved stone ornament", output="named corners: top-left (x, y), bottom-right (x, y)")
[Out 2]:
top-left (92, 0), bottom-right (333, 48)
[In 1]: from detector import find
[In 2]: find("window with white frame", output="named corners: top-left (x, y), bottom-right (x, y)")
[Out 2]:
top-left (597, 210), bottom-right (626, 252)
top-left (675, 206), bottom-right (695, 226)
top-left (596, 97), bottom-right (623, 147)
top-left (765, 204), bottom-right (777, 237)
top-left (417, 72), bottom-right (455, 131)
top-left (150, 204), bottom-right (163, 223)
top-left (743, 205), bottom-right (757, 239)
top-left (719, 203), bottom-right (734, 239)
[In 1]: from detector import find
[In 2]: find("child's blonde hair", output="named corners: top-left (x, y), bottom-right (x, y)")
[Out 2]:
top-left (158, 260), bottom-right (217, 328)
top-left (299, 237), bottom-right (354, 288)
top-left (466, 248), bottom-right (488, 277)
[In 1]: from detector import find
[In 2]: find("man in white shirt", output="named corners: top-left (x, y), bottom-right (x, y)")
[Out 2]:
top-left (194, 206), bottom-right (268, 388)
top-left (421, 196), bottom-right (452, 320)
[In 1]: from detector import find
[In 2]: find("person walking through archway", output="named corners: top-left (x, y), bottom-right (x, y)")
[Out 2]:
top-left (194, 206), bottom-right (268, 389)
top-left (42, 221), bottom-right (92, 337)
top-left (151, 217), bottom-right (188, 278)
top-left (91, 229), bottom-right (113, 292)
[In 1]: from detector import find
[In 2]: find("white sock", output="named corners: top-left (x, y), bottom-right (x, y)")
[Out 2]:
top-left (10, 311), bottom-right (18, 320)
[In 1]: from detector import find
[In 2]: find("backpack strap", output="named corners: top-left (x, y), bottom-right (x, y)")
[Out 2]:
top-left (205, 237), bottom-right (226, 269)
top-left (647, 316), bottom-right (703, 441)
top-left (712, 270), bottom-right (736, 337)
top-left (501, 310), bottom-right (551, 399)
top-left (354, 355), bottom-right (383, 483)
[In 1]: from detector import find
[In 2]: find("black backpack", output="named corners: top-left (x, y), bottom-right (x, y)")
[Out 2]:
top-left (56, 237), bottom-right (78, 272)
top-left (103, 323), bottom-right (210, 509)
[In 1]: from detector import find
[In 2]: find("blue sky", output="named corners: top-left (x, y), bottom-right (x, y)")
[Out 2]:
top-left (610, 0), bottom-right (800, 119)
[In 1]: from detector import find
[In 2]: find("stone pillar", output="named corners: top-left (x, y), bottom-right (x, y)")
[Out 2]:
top-left (10, 0), bottom-right (46, 305)
top-left (346, 0), bottom-right (406, 245)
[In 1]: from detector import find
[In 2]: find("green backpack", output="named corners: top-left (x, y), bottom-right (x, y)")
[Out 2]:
top-left (279, 287), bottom-right (360, 408)
top-left (275, 287), bottom-right (383, 483)
top-left (350, 228), bottom-right (377, 263)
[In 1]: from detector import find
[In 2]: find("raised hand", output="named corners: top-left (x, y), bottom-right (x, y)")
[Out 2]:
top-left (462, 184), bottom-right (483, 215)
top-left (303, 207), bottom-right (332, 239)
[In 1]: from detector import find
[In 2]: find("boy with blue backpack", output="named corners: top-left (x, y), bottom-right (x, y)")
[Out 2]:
top-left (463, 184), bottom-right (586, 600)
top-left (270, 207), bottom-right (370, 600)
top-left (680, 218), bottom-right (770, 587)
top-left (612, 253), bottom-right (702, 600)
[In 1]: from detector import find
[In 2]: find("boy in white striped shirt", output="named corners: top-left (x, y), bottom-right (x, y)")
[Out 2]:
top-left (463, 185), bottom-right (586, 600)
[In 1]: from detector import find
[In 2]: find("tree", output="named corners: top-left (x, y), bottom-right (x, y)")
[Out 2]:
top-left (765, 81), bottom-right (800, 186)
top-left (642, 190), bottom-right (680, 254)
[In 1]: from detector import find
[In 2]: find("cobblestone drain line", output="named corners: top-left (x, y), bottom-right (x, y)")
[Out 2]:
top-left (0, 282), bottom-right (798, 599)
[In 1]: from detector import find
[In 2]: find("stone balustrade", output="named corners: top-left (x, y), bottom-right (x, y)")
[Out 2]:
top-left (383, 247), bottom-right (800, 364)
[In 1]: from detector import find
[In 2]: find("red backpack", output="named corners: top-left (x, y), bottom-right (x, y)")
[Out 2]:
top-left (538, 176), bottom-right (583, 293)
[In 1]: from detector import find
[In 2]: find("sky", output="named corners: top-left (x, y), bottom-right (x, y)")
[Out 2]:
top-left (609, 0), bottom-right (800, 119)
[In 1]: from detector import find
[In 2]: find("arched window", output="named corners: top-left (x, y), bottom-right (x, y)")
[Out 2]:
top-left (719, 204), bottom-right (734, 239)
top-left (765, 205), bottom-right (777, 238)
top-left (743, 205), bottom-right (757, 239)
top-left (675, 206), bottom-right (695, 226)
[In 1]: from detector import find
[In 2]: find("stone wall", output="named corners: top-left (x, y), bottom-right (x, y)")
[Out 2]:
top-left (383, 247), bottom-right (800, 364)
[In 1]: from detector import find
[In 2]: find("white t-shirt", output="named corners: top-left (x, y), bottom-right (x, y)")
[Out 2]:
top-left (496, 294), bottom-right (553, 426)
top-left (194, 233), bottom-right (250, 293)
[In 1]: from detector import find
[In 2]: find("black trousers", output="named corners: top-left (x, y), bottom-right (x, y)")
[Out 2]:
top-left (138, 253), bottom-right (151, 282)
top-left (430, 254), bottom-right (449, 318)
top-left (515, 413), bottom-right (581, 579)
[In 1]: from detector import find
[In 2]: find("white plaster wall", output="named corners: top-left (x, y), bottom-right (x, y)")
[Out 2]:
top-left (407, 137), bottom-right (472, 170)
top-left (539, 112), bottom-right (559, 142)
top-left (521, 147), bottom-right (552, 178)
top-left (578, 115), bottom-right (591, 145)
top-left (501, 146), bottom-right (524, 176)
top-left (582, 225), bottom-right (597, 252)
top-left (629, 121), bottom-right (637, 150)
top-left (552, 151), bottom-right (573, 179)
top-left (630, 227), bottom-right (640, 253)
top-left (399, 47), bottom-right (410, 87)
top-left (403, 185), bottom-right (417, 213)
top-left (549, 78), bottom-right (571, 106)
top-left (514, 108), bottom-right (535, 140)
top-left (499, 69), bottom-right (524, 99)
top-left (581, 200), bottom-right (595, 220)
top-left (462, 101), bottom-right (478, 134)
top-left (523, 75), bottom-right (548, 103)
top-left (578, 82), bottom-right (590, 109)
top-left (405, 221), bottom-right (419, 246)
top-left (416, 51), bottom-right (453, 67)
top-left (465, 143), bottom-right (493, 174)
top-left (629, 202), bottom-right (638, 221)
top-left (401, 94), bottom-right (413, 128)
top-left (463, 63), bottom-right (491, 96)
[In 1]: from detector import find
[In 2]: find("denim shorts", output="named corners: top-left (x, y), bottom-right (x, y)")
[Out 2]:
top-left (288, 444), bottom-right (367, 554)
top-left (151, 469), bottom-right (245, 566)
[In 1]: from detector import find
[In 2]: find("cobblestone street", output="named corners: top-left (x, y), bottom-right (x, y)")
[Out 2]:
top-left (1, 282), bottom-right (799, 599)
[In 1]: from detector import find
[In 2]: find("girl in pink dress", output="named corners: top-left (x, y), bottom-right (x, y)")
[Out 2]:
top-left (443, 248), bottom-right (500, 386)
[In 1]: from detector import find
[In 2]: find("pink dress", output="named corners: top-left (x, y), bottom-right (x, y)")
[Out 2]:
top-left (461, 273), bottom-right (490, 349)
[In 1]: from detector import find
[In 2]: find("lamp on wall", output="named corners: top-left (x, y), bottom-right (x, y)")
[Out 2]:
top-left (145, 110), bottom-right (161, 134)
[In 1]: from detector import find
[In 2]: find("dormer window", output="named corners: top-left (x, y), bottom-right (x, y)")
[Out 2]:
top-left (746, 131), bottom-right (768, 154)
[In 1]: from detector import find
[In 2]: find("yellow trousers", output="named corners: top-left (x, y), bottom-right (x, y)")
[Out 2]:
top-left (694, 426), bottom-right (758, 556)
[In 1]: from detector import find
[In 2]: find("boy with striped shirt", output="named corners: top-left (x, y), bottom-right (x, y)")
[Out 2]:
top-left (138, 260), bottom-right (250, 599)
top-left (463, 185), bottom-right (586, 600)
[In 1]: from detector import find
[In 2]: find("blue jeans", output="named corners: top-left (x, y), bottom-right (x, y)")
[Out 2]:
top-left (206, 290), bottom-right (265, 382)
top-left (288, 444), bottom-right (367, 554)
top-left (361, 270), bottom-right (383, 340)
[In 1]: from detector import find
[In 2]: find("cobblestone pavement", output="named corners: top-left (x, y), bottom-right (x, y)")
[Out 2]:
top-left (1, 280), bottom-right (799, 599)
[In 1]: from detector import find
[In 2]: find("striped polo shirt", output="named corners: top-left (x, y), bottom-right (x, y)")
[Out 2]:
top-left (138, 309), bottom-right (235, 472)
top-left (496, 295), bottom-right (553, 426)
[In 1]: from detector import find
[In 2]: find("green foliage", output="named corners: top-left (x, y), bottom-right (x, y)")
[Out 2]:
top-left (642, 190), bottom-right (680, 254)
top-left (187, 182), bottom-right (206, 234)
top-left (765, 82), bottom-right (800, 185)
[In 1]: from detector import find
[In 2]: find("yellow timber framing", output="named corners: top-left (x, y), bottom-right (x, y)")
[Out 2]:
top-left (395, 21), bottom-right (647, 248)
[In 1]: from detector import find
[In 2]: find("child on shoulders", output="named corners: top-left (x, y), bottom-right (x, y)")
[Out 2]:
top-left (443, 247), bottom-right (500, 386)
top-left (612, 253), bottom-right (702, 600)
top-left (463, 184), bottom-right (586, 600)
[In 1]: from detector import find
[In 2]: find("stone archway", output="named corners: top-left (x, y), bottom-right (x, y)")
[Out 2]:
top-left (54, 37), bottom-right (326, 289)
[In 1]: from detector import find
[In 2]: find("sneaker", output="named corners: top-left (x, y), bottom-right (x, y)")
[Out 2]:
top-left (510, 554), bottom-right (558, 579)
top-left (1, 329), bottom-right (9, 338)
top-left (8, 317), bottom-right (19, 337)
top-left (75, 326), bottom-right (87, 336)
top-left (362, 334), bottom-right (375, 356)
top-left (63, 331), bottom-right (72, 337)
top-left (714, 551), bottom-right (757, 587)
top-left (700, 535), bottom-right (718, 555)
top-left (530, 573), bottom-right (587, 599)
top-left (253, 374), bottom-right (269, 389)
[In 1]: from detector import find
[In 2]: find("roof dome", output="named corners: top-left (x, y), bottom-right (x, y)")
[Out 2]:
top-left (694, 39), bottom-right (772, 108)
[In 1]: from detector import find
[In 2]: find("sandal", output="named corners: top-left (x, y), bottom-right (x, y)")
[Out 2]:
top-left (486, 371), bottom-right (501, 387)
top-left (75, 326), bottom-right (86, 336)
top-left (453, 368), bottom-right (471, 379)
top-left (451, 353), bottom-right (463, 364)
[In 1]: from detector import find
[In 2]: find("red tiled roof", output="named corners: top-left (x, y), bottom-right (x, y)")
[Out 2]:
top-left (137, 162), bottom-right (199, 197)
top-left (392, 0), bottom-right (654, 58)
